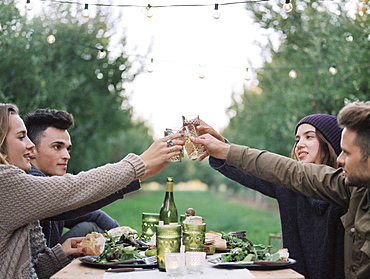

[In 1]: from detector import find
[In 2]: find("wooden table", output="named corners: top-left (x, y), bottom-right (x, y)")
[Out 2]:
top-left (51, 257), bottom-right (305, 279)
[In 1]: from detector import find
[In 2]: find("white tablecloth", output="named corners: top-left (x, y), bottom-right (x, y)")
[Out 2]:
top-left (104, 259), bottom-right (256, 279)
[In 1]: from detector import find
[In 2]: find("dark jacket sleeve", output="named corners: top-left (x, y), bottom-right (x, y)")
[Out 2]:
top-left (209, 156), bottom-right (279, 199)
top-left (45, 180), bottom-right (140, 221)
top-left (64, 210), bottom-right (119, 230)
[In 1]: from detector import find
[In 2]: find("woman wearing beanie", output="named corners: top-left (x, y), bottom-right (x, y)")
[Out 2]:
top-left (200, 114), bottom-right (346, 279)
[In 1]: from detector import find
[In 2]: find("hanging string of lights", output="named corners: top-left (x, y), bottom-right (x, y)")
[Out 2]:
top-left (146, 57), bottom-right (366, 80)
top-left (37, 0), bottom-right (271, 8)
top-left (12, 0), bottom-right (367, 80)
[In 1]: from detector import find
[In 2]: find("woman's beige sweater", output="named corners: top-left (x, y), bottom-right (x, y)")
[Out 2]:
top-left (0, 153), bottom-right (145, 279)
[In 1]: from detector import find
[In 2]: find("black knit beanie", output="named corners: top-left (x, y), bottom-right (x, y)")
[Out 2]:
top-left (295, 114), bottom-right (342, 156)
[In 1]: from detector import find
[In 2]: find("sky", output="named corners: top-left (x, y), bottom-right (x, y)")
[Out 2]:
top-left (113, 1), bottom-right (271, 138)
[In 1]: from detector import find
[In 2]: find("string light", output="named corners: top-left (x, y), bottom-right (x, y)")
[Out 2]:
top-left (21, 27), bottom-right (366, 76)
top-left (212, 4), bottom-right (221, 19)
top-left (25, 0), bottom-right (33, 11)
top-left (145, 4), bottom-right (153, 18)
top-left (329, 64), bottom-right (337, 75)
top-left (82, 3), bottom-right (90, 18)
top-left (283, 0), bottom-right (293, 12)
top-left (146, 58), bottom-right (154, 73)
top-left (0, 22), bottom-right (2, 32)
top-left (97, 49), bottom-right (106, 59)
top-left (289, 68), bottom-right (297, 79)
top-left (357, 1), bottom-right (366, 17)
top-left (46, 34), bottom-right (56, 44)
top-left (244, 68), bottom-right (252, 81)
top-left (198, 64), bottom-right (205, 79)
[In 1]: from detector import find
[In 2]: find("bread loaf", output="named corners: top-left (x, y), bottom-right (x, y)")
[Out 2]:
top-left (77, 232), bottom-right (105, 255)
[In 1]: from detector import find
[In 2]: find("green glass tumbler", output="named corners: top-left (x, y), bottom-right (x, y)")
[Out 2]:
top-left (182, 223), bottom-right (206, 252)
top-left (156, 223), bottom-right (182, 271)
top-left (142, 212), bottom-right (159, 240)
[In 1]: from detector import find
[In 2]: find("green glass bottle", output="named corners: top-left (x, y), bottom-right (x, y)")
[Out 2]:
top-left (159, 177), bottom-right (178, 224)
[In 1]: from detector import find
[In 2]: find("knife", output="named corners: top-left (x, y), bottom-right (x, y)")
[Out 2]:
top-left (234, 260), bottom-right (289, 265)
top-left (106, 267), bottom-right (155, 272)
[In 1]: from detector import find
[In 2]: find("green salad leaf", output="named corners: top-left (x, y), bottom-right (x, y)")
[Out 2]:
top-left (220, 232), bottom-right (285, 263)
top-left (94, 233), bottom-right (142, 263)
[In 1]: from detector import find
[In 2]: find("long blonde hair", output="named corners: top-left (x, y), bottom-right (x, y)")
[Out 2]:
top-left (0, 103), bottom-right (19, 164)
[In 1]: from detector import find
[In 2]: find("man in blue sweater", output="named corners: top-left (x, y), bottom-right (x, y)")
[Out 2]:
top-left (24, 108), bottom-right (140, 247)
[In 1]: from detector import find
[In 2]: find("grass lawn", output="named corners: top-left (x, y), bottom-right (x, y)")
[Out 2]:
top-left (102, 190), bottom-right (281, 245)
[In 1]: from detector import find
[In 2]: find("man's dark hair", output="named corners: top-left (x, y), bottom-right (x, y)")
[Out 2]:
top-left (338, 101), bottom-right (370, 161)
top-left (24, 109), bottom-right (74, 146)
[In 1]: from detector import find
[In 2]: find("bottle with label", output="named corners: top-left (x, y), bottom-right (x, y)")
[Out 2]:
top-left (159, 177), bottom-right (178, 224)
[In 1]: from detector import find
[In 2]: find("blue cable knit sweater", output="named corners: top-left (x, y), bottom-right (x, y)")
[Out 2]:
top-left (209, 156), bottom-right (346, 279)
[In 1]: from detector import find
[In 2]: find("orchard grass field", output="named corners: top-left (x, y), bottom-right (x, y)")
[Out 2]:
top-left (102, 190), bottom-right (281, 246)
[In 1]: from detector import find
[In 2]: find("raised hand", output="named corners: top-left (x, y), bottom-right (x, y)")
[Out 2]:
top-left (197, 119), bottom-right (225, 143)
top-left (190, 134), bottom-right (230, 161)
top-left (139, 134), bottom-right (184, 175)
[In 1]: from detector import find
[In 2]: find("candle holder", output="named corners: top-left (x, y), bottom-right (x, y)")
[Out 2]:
top-left (185, 251), bottom-right (206, 275)
top-left (141, 212), bottom-right (159, 239)
top-left (156, 223), bottom-right (182, 271)
top-left (164, 253), bottom-right (186, 277)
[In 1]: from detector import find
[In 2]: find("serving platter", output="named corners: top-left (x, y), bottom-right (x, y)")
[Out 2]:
top-left (79, 256), bottom-right (157, 269)
top-left (208, 257), bottom-right (297, 270)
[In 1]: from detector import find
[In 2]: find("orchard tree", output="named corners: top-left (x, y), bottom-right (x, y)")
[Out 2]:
top-left (225, 0), bottom-right (370, 157)
top-left (0, 0), bottom-right (154, 172)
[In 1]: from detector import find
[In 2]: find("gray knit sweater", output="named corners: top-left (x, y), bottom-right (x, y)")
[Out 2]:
top-left (0, 153), bottom-right (145, 279)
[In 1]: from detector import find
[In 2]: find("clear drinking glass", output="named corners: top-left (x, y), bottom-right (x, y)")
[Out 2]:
top-left (164, 128), bottom-right (182, 163)
top-left (179, 116), bottom-right (204, 160)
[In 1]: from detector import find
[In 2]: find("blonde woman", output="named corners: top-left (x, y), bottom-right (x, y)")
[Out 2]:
top-left (0, 103), bottom-right (183, 279)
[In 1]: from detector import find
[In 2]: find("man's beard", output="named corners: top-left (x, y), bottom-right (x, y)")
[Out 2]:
top-left (345, 164), bottom-right (370, 188)
top-left (346, 177), bottom-right (368, 188)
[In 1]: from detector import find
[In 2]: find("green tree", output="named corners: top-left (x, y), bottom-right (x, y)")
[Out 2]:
top-left (0, 1), bottom-right (153, 172)
top-left (225, 0), bottom-right (370, 157)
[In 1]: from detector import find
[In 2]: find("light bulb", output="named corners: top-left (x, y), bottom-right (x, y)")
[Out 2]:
top-left (146, 58), bottom-right (154, 73)
top-left (46, 35), bottom-right (56, 44)
top-left (97, 49), bottom-right (106, 59)
top-left (82, 4), bottom-right (90, 18)
top-left (329, 65), bottom-right (337, 75)
top-left (244, 68), bottom-right (252, 81)
top-left (289, 69), bottom-right (297, 79)
top-left (357, 2), bottom-right (366, 17)
top-left (145, 5), bottom-right (153, 18)
top-left (212, 4), bottom-right (220, 19)
top-left (25, 0), bottom-right (32, 11)
top-left (283, 0), bottom-right (293, 12)
top-left (198, 65), bottom-right (205, 79)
